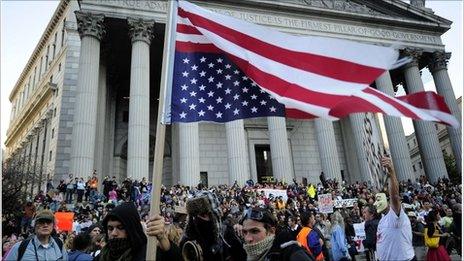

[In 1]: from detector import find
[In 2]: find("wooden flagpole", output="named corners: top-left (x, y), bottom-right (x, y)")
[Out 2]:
top-left (146, 1), bottom-right (178, 260)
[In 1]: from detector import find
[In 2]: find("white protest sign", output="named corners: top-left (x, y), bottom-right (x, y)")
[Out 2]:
top-left (334, 198), bottom-right (358, 208)
top-left (353, 222), bottom-right (366, 252)
top-left (258, 189), bottom-right (288, 202)
top-left (318, 193), bottom-right (334, 213)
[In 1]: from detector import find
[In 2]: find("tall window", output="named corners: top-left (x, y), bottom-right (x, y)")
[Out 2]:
top-left (53, 32), bottom-right (57, 59)
top-left (45, 45), bottom-right (50, 71)
top-left (33, 67), bottom-right (37, 87)
top-left (61, 19), bottom-right (66, 47)
top-left (39, 56), bottom-right (43, 78)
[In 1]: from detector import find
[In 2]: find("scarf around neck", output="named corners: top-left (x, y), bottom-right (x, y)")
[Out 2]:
top-left (244, 235), bottom-right (275, 261)
top-left (99, 238), bottom-right (132, 261)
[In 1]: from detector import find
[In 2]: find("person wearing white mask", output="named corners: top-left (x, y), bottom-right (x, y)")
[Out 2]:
top-left (375, 156), bottom-right (415, 261)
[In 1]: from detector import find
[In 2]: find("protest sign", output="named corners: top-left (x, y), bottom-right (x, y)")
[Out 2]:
top-left (353, 222), bottom-right (366, 252)
top-left (258, 189), bottom-right (288, 202)
top-left (318, 193), bottom-right (334, 213)
top-left (334, 198), bottom-right (358, 208)
top-left (54, 212), bottom-right (74, 232)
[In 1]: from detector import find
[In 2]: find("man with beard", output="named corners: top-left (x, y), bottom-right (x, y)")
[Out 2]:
top-left (95, 202), bottom-right (181, 261)
top-left (180, 191), bottom-right (246, 261)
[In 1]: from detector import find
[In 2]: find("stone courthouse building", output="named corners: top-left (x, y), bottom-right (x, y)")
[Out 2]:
top-left (4, 0), bottom-right (461, 190)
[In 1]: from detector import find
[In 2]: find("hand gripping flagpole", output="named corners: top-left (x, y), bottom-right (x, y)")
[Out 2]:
top-left (146, 1), bottom-right (178, 260)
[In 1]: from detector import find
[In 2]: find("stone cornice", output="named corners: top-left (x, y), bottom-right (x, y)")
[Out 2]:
top-left (75, 11), bottom-right (105, 40)
top-left (427, 51), bottom-right (451, 73)
top-left (127, 18), bottom-right (154, 44)
top-left (9, 0), bottom-right (70, 101)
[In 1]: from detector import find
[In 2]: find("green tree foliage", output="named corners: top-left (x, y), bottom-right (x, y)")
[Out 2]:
top-left (443, 152), bottom-right (459, 184)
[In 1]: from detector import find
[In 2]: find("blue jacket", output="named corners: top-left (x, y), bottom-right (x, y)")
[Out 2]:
top-left (307, 230), bottom-right (323, 256)
top-left (68, 250), bottom-right (93, 261)
top-left (330, 225), bottom-right (348, 261)
top-left (4, 235), bottom-right (68, 261)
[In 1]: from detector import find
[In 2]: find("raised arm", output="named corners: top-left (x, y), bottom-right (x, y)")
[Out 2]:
top-left (382, 156), bottom-right (401, 215)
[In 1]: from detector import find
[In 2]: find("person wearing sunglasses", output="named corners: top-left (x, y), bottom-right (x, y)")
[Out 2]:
top-left (240, 207), bottom-right (314, 261)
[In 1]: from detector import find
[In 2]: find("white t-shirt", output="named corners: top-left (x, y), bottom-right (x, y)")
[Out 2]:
top-left (376, 207), bottom-right (414, 261)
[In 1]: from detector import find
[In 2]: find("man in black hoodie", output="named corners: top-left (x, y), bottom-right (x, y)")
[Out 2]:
top-left (96, 202), bottom-right (181, 261)
top-left (180, 191), bottom-right (246, 261)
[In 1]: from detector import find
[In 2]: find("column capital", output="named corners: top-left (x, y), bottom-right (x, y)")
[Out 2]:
top-left (128, 18), bottom-right (154, 44)
top-left (401, 48), bottom-right (423, 69)
top-left (75, 11), bottom-right (105, 40)
top-left (428, 51), bottom-right (451, 73)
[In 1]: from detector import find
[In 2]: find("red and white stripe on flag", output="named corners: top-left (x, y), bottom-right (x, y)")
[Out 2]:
top-left (175, 1), bottom-right (459, 128)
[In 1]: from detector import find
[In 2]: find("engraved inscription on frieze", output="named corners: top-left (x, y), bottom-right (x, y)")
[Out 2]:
top-left (90, 0), bottom-right (167, 12)
top-left (85, 0), bottom-right (440, 46)
top-left (211, 8), bottom-right (440, 45)
top-left (278, 0), bottom-right (384, 16)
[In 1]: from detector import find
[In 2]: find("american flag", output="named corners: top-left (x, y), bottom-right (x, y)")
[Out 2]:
top-left (165, 1), bottom-right (458, 128)
top-left (170, 52), bottom-right (285, 123)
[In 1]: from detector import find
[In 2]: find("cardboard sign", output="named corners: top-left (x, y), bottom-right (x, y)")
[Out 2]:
top-left (258, 189), bottom-right (288, 202)
top-left (353, 222), bottom-right (366, 252)
top-left (318, 193), bottom-right (334, 213)
top-left (334, 198), bottom-right (358, 208)
top-left (174, 205), bottom-right (187, 214)
top-left (54, 212), bottom-right (74, 232)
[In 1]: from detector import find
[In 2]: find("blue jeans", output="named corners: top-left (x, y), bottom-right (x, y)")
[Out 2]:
top-left (65, 188), bottom-right (74, 203)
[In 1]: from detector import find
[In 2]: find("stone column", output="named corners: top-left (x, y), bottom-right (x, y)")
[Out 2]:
top-left (179, 123), bottom-right (200, 187)
top-left (225, 120), bottom-right (250, 185)
top-left (428, 51), bottom-right (462, 172)
top-left (349, 113), bottom-right (372, 182)
top-left (126, 18), bottom-right (153, 181)
top-left (375, 71), bottom-right (415, 181)
top-left (402, 49), bottom-right (447, 182)
top-left (94, 64), bottom-right (107, 178)
top-left (314, 119), bottom-right (341, 181)
top-left (267, 117), bottom-right (293, 183)
top-left (70, 12), bottom-right (105, 178)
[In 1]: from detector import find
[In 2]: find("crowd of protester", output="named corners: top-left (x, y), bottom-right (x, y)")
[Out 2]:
top-left (2, 159), bottom-right (462, 261)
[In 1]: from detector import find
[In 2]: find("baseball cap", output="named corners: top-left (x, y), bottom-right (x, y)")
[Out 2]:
top-left (35, 209), bottom-right (55, 223)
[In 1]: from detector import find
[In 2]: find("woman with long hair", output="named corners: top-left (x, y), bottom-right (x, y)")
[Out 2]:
top-left (330, 211), bottom-right (350, 261)
top-left (425, 209), bottom-right (451, 261)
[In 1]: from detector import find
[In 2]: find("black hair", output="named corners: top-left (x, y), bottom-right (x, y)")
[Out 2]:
top-left (300, 211), bottom-right (314, 227)
top-left (72, 233), bottom-right (91, 251)
top-left (426, 209), bottom-right (438, 237)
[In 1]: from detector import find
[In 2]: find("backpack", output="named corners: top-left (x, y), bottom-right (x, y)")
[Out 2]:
top-left (17, 236), bottom-right (64, 261)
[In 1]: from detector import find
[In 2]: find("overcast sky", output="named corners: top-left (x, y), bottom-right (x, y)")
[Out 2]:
top-left (1, 1), bottom-right (462, 150)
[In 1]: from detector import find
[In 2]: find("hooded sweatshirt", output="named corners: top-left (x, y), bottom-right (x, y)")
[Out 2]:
top-left (102, 202), bottom-right (147, 261)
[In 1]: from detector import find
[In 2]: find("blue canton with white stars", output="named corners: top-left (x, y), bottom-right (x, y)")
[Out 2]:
top-left (171, 52), bottom-right (285, 123)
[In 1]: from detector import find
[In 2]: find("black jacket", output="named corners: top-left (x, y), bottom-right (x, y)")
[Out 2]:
top-left (363, 218), bottom-right (379, 250)
top-left (265, 230), bottom-right (315, 261)
top-left (101, 202), bottom-right (147, 260)
top-left (180, 218), bottom-right (246, 261)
